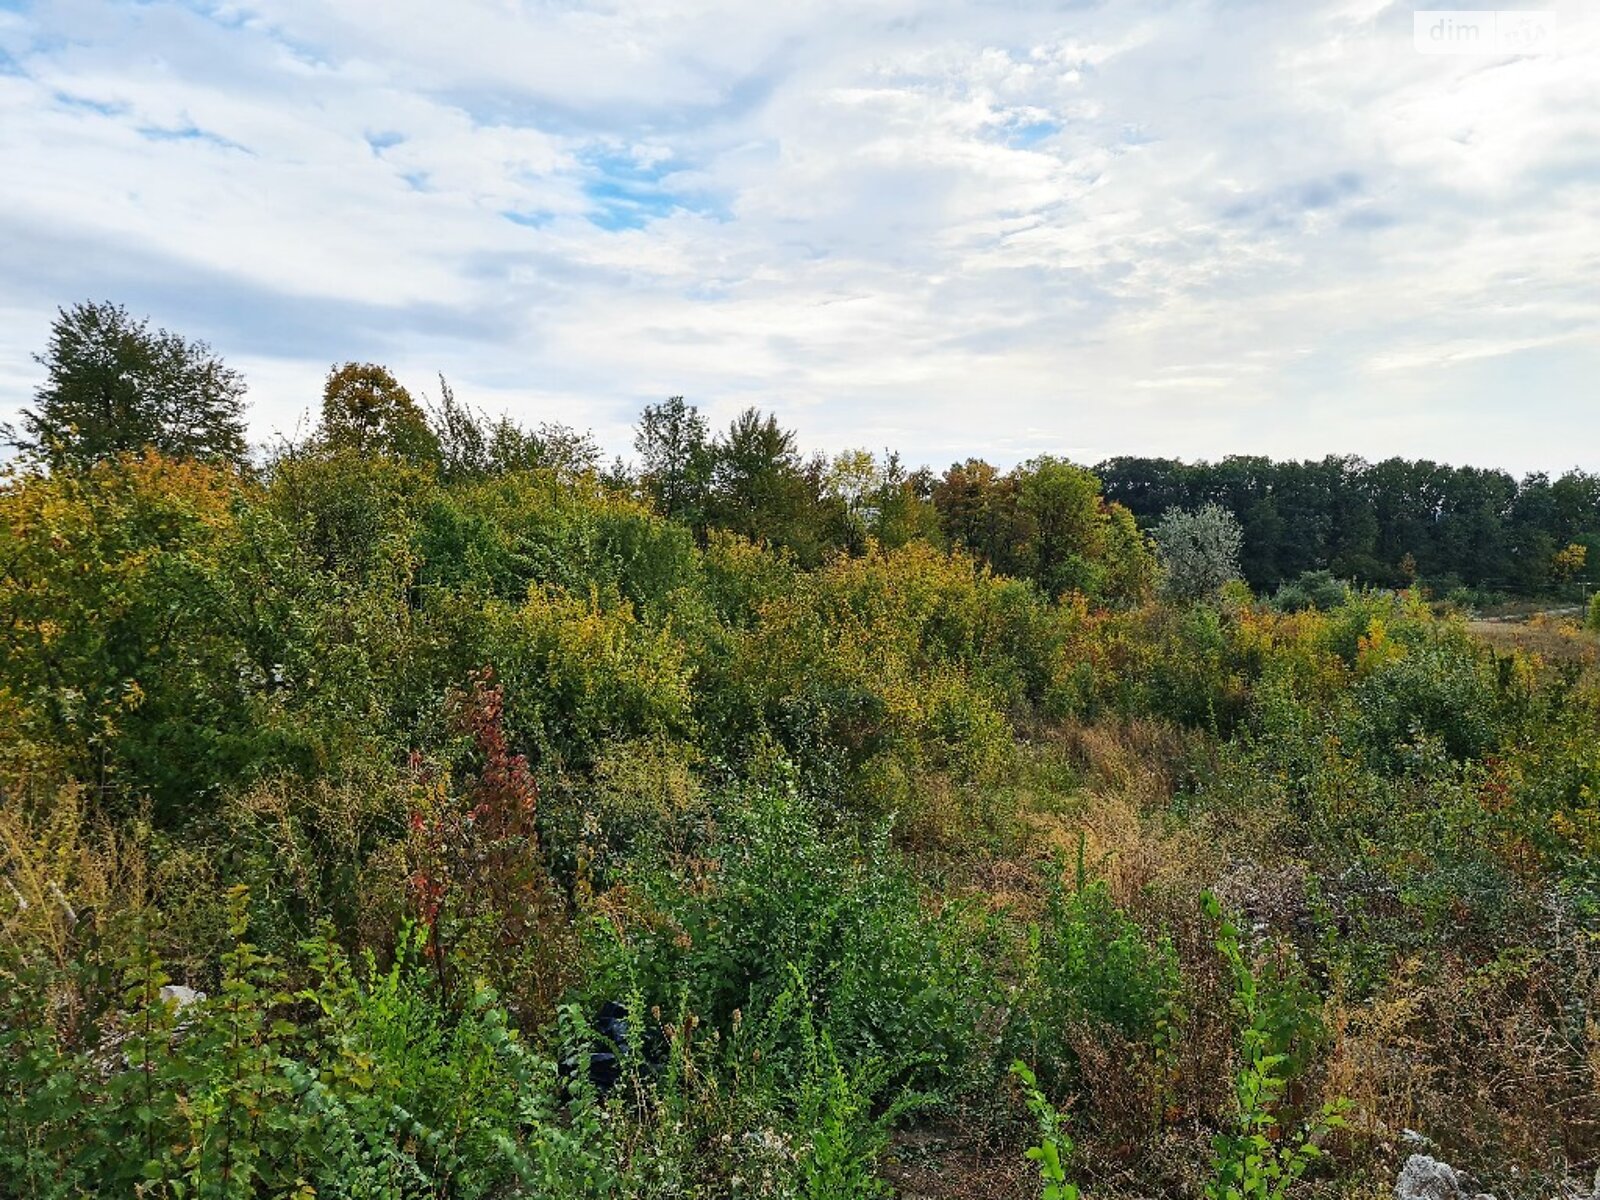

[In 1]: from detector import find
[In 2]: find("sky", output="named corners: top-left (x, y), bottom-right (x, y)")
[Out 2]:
top-left (0, 0), bottom-right (1597, 476)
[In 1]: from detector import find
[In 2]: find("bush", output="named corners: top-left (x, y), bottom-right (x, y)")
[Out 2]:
top-left (590, 780), bottom-right (986, 1095)
top-left (1010, 851), bottom-right (1181, 1094)
top-left (1202, 893), bottom-right (1345, 1200)
top-left (1270, 570), bottom-right (1349, 613)
top-left (1154, 504), bottom-right (1244, 604)
top-left (0, 889), bottom-right (613, 1200)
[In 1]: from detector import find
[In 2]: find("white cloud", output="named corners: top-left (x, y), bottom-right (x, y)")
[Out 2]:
top-left (0, 0), bottom-right (1597, 475)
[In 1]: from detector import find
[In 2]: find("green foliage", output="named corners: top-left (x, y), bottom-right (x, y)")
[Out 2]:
top-left (0, 896), bottom-right (620, 1200)
top-left (0, 454), bottom-right (304, 818)
top-left (485, 585), bottom-right (694, 774)
top-left (1270, 570), bottom-right (1349, 613)
top-left (931, 457), bottom-right (1154, 607)
top-left (1010, 847), bottom-right (1181, 1093)
top-left (592, 782), bottom-right (985, 1094)
top-left (1100, 454), bottom-right (1600, 597)
top-left (1017, 456), bottom-right (1109, 600)
top-left (1202, 893), bottom-right (1347, 1200)
top-left (430, 376), bottom-right (600, 483)
top-left (635, 394), bottom-right (712, 527)
top-left (706, 407), bottom-right (823, 564)
top-left (769, 967), bottom-right (922, 1200)
top-left (1348, 627), bottom-right (1527, 771)
top-left (1010, 1060), bottom-right (1082, 1200)
top-left (11, 363), bottom-right (1600, 1197)
top-left (7, 301), bottom-right (248, 469)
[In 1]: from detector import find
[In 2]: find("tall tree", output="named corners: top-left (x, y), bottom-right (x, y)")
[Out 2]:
top-left (317, 362), bottom-right (439, 465)
top-left (707, 408), bottom-right (821, 561)
top-left (635, 396), bottom-right (711, 524)
top-left (933, 458), bottom-right (1027, 576)
top-left (1016, 456), bottom-right (1109, 599)
top-left (10, 300), bottom-right (248, 468)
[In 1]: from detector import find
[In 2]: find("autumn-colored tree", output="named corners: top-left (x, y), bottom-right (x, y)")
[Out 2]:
top-left (933, 458), bottom-right (1028, 576)
top-left (1100, 501), bottom-right (1157, 606)
top-left (317, 362), bottom-right (439, 464)
top-left (1552, 542), bottom-right (1588, 582)
top-left (0, 452), bottom-right (261, 817)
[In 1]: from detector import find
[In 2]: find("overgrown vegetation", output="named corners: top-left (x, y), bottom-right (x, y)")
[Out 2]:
top-left (4, 302), bottom-right (1600, 1197)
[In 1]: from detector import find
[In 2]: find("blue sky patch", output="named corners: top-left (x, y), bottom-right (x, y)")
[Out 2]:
top-left (138, 123), bottom-right (251, 154)
top-left (578, 147), bottom-right (726, 231)
top-left (53, 91), bottom-right (127, 117)
top-left (1007, 118), bottom-right (1061, 148)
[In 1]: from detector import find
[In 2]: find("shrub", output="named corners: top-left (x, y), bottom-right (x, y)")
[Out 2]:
top-left (590, 781), bottom-right (985, 1095)
top-left (1011, 1059), bottom-right (1082, 1200)
top-left (1270, 570), bottom-right (1349, 613)
top-left (484, 586), bottom-right (695, 774)
top-left (407, 669), bottom-right (571, 1021)
top-left (1010, 850), bottom-right (1181, 1094)
top-left (1347, 631), bottom-right (1526, 771)
top-left (1202, 893), bottom-right (1346, 1200)
top-left (1154, 504), bottom-right (1244, 604)
top-left (0, 888), bottom-right (620, 1200)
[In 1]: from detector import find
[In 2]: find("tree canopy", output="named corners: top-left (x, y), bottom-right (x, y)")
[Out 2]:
top-left (8, 301), bottom-right (248, 468)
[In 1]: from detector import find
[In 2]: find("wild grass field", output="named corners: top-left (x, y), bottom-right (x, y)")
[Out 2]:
top-left (5, 319), bottom-right (1600, 1199)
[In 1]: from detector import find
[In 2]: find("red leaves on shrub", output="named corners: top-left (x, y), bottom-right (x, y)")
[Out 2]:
top-left (406, 668), bottom-right (567, 1012)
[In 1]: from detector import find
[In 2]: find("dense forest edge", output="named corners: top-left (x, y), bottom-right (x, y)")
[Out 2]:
top-left (4, 301), bottom-right (1600, 1199)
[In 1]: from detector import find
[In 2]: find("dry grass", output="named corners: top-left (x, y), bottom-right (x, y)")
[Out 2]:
top-left (907, 712), bottom-right (1600, 1197)
top-left (1467, 613), bottom-right (1599, 668)
top-left (1327, 942), bottom-right (1600, 1193)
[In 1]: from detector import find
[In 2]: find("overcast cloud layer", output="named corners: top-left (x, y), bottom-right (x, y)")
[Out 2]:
top-left (1, 0), bottom-right (1597, 473)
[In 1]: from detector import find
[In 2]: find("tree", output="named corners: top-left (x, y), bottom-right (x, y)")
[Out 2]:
top-left (1017, 456), bottom-right (1108, 599)
top-left (821, 448), bottom-right (880, 553)
top-left (9, 300), bottom-right (248, 468)
top-left (427, 376), bottom-right (599, 482)
top-left (1552, 542), bottom-right (1588, 583)
top-left (635, 396), bottom-right (711, 524)
top-left (869, 455), bottom-right (941, 550)
top-left (1154, 503), bottom-right (1244, 603)
top-left (932, 459), bottom-right (1027, 577)
top-left (825, 448), bottom-right (880, 515)
top-left (707, 407), bottom-right (820, 560)
top-left (317, 362), bottom-right (439, 464)
top-left (1100, 502), bottom-right (1157, 607)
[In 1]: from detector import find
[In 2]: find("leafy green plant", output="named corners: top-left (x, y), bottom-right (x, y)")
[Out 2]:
top-left (1013, 841), bottom-right (1182, 1092)
top-left (592, 781), bottom-right (983, 1094)
top-left (1202, 893), bottom-right (1347, 1200)
top-left (1010, 1059), bottom-right (1081, 1200)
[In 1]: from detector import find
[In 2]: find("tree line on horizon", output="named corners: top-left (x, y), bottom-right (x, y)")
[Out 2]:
top-left (9, 299), bottom-right (1598, 601)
